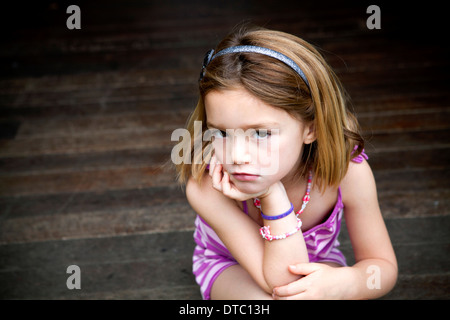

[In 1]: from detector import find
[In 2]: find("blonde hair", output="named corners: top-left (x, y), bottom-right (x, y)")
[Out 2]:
top-left (175, 25), bottom-right (364, 191)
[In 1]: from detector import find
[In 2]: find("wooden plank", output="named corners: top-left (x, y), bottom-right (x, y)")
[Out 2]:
top-left (0, 185), bottom-right (187, 218)
top-left (378, 190), bottom-right (450, 219)
top-left (0, 82), bottom-right (198, 110)
top-left (0, 230), bottom-right (199, 299)
top-left (374, 168), bottom-right (450, 192)
top-left (359, 109), bottom-right (450, 134)
top-left (368, 147), bottom-right (450, 171)
top-left (0, 147), bottom-right (171, 175)
top-left (0, 128), bottom-right (178, 157)
top-left (366, 130), bottom-right (450, 152)
top-left (381, 274), bottom-right (450, 300)
top-left (0, 203), bottom-right (196, 244)
top-left (14, 112), bottom-right (191, 139)
top-left (0, 184), bottom-right (191, 243)
top-left (0, 165), bottom-right (177, 196)
top-left (351, 93), bottom-right (450, 114)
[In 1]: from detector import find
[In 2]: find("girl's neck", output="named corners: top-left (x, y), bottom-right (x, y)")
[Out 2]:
top-left (281, 170), bottom-right (311, 201)
top-left (281, 163), bottom-right (309, 189)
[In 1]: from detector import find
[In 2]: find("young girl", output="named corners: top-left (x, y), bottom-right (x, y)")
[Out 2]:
top-left (176, 26), bottom-right (397, 299)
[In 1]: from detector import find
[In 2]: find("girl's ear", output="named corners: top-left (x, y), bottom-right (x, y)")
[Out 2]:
top-left (303, 122), bottom-right (316, 145)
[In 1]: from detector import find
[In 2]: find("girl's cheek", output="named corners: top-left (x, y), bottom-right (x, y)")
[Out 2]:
top-left (212, 138), bottom-right (226, 164)
top-left (257, 135), bottom-right (280, 175)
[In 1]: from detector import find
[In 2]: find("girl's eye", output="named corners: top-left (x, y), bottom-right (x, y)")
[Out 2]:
top-left (212, 129), bottom-right (227, 138)
top-left (254, 129), bottom-right (271, 139)
top-left (209, 128), bottom-right (271, 139)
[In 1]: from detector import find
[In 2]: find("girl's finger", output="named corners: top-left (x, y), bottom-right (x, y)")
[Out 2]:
top-left (209, 155), bottom-right (216, 177)
top-left (273, 270), bottom-right (311, 297)
top-left (211, 163), bottom-right (223, 191)
top-left (272, 291), bottom-right (310, 300)
top-left (221, 172), bottom-right (248, 201)
top-left (273, 278), bottom-right (308, 298)
top-left (288, 263), bottom-right (322, 276)
top-left (221, 171), bottom-right (232, 196)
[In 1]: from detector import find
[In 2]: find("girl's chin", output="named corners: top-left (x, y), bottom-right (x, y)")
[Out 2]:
top-left (230, 178), bottom-right (269, 196)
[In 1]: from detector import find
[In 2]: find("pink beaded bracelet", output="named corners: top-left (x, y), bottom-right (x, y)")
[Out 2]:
top-left (259, 218), bottom-right (303, 241)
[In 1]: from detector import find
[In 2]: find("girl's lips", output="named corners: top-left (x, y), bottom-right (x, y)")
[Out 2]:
top-left (232, 172), bottom-right (260, 182)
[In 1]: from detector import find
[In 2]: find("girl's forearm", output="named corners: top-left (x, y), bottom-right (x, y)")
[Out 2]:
top-left (259, 184), bottom-right (309, 290)
top-left (344, 258), bottom-right (398, 299)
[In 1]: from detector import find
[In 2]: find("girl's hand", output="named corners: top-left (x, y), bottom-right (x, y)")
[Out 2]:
top-left (272, 263), bottom-right (356, 300)
top-left (209, 155), bottom-right (271, 201)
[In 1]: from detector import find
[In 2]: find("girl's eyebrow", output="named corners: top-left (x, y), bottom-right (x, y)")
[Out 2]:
top-left (206, 120), bottom-right (280, 130)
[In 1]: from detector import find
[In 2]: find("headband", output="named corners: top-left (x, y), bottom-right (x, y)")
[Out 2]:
top-left (199, 45), bottom-right (310, 89)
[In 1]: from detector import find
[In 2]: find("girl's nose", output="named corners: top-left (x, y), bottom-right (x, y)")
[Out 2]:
top-left (231, 135), bottom-right (251, 164)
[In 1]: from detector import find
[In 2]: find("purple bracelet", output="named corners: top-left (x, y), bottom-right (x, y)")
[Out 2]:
top-left (260, 203), bottom-right (294, 220)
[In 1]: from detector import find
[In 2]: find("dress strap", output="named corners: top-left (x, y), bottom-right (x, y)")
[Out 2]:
top-left (351, 146), bottom-right (368, 163)
top-left (242, 200), bottom-right (249, 215)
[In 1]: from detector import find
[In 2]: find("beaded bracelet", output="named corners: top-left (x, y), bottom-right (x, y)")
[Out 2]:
top-left (259, 218), bottom-right (303, 241)
top-left (260, 203), bottom-right (294, 220)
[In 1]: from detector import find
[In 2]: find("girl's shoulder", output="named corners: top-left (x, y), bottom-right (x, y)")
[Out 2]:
top-left (340, 157), bottom-right (378, 206)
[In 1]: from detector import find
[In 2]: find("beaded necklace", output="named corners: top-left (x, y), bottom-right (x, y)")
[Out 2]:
top-left (253, 169), bottom-right (313, 217)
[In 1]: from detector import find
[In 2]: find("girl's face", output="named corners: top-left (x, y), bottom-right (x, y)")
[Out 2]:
top-left (204, 87), bottom-right (315, 194)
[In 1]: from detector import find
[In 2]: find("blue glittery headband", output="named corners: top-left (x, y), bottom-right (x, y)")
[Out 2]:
top-left (199, 45), bottom-right (310, 89)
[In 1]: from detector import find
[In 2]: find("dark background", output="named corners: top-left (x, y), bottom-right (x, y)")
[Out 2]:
top-left (0, 0), bottom-right (448, 299)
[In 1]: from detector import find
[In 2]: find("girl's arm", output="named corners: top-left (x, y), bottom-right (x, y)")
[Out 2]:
top-left (186, 167), bottom-right (308, 294)
top-left (257, 181), bottom-right (309, 289)
top-left (340, 159), bottom-right (398, 299)
top-left (272, 159), bottom-right (397, 300)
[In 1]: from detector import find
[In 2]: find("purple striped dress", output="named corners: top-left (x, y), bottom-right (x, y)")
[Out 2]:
top-left (192, 151), bottom-right (368, 300)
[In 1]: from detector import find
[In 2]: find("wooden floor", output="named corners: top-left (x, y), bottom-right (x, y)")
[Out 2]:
top-left (0, 1), bottom-right (449, 299)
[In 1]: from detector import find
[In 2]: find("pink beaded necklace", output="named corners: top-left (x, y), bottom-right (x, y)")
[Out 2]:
top-left (253, 169), bottom-right (313, 217)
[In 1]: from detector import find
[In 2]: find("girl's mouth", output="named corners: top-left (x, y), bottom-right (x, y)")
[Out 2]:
top-left (231, 172), bottom-right (260, 182)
